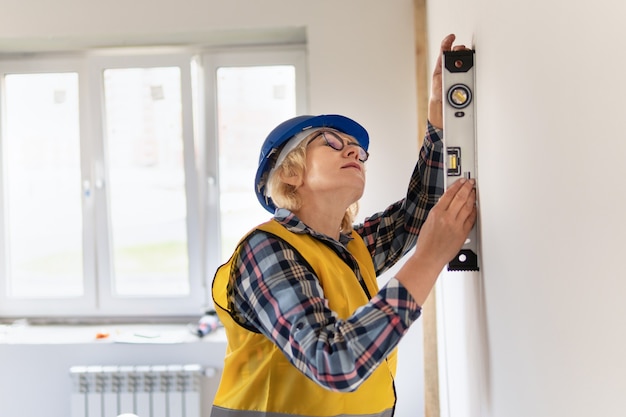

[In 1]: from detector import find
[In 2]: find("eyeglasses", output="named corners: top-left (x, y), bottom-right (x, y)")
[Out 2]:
top-left (308, 130), bottom-right (369, 162)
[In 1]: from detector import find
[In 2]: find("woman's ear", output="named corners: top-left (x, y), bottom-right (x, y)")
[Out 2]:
top-left (278, 168), bottom-right (302, 188)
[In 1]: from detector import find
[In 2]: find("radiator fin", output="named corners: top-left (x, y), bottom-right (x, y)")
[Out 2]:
top-left (70, 364), bottom-right (208, 417)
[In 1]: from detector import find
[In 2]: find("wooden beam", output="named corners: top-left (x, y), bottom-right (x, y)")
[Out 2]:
top-left (414, 0), bottom-right (429, 147)
top-left (422, 292), bottom-right (440, 417)
top-left (413, 1), bottom-right (440, 417)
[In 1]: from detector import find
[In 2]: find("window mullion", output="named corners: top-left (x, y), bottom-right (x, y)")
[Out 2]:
top-left (77, 58), bottom-right (99, 314)
top-left (180, 57), bottom-right (205, 311)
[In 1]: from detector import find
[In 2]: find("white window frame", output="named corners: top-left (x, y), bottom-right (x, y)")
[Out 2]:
top-left (0, 56), bottom-right (99, 317)
top-left (87, 51), bottom-right (204, 316)
top-left (200, 46), bottom-right (308, 302)
top-left (0, 44), bottom-right (308, 319)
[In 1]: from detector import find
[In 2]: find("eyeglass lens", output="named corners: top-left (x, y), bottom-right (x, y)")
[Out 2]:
top-left (321, 132), bottom-right (368, 162)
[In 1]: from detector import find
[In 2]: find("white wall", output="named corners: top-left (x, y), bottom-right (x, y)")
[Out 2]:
top-left (428, 0), bottom-right (626, 416)
top-left (0, 1), bottom-right (425, 416)
top-left (0, 326), bottom-right (227, 417)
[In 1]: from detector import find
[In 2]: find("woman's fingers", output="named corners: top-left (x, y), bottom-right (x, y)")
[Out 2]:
top-left (435, 178), bottom-right (477, 236)
top-left (448, 179), bottom-right (476, 220)
top-left (435, 177), bottom-right (473, 210)
top-left (441, 33), bottom-right (456, 53)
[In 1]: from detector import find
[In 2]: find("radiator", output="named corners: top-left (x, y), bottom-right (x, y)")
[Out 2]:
top-left (70, 364), bottom-right (215, 417)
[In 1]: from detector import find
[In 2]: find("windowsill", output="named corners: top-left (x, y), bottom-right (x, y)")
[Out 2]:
top-left (0, 322), bottom-right (226, 345)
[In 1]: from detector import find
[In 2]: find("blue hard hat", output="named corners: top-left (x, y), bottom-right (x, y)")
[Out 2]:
top-left (255, 114), bottom-right (369, 213)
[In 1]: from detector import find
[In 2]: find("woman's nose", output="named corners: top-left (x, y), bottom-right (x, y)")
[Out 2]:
top-left (343, 145), bottom-right (359, 160)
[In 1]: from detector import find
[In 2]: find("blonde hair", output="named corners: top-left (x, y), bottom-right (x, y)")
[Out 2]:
top-left (267, 129), bottom-right (359, 234)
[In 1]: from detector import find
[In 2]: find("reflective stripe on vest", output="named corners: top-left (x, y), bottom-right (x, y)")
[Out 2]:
top-left (211, 406), bottom-right (395, 417)
top-left (211, 220), bottom-right (397, 417)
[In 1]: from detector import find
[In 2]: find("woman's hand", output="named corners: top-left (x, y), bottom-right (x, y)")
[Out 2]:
top-left (413, 178), bottom-right (477, 268)
top-left (428, 34), bottom-right (469, 129)
top-left (395, 178), bottom-right (477, 305)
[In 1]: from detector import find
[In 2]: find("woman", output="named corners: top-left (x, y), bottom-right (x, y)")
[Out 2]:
top-left (211, 34), bottom-right (476, 417)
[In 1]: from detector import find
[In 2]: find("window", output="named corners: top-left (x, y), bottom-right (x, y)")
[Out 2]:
top-left (0, 46), bottom-right (307, 318)
top-left (102, 66), bottom-right (190, 297)
top-left (3, 72), bottom-right (83, 298)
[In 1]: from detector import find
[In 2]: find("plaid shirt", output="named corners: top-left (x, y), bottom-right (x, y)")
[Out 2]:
top-left (228, 122), bottom-right (444, 392)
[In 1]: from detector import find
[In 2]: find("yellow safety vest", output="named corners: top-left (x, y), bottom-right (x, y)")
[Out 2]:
top-left (211, 220), bottom-right (397, 417)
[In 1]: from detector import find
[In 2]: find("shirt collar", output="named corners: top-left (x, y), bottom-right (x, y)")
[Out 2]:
top-left (274, 208), bottom-right (353, 245)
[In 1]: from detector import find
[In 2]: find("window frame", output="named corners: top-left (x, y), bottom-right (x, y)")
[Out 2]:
top-left (0, 44), bottom-right (308, 319)
top-left (0, 56), bottom-right (99, 317)
top-left (87, 51), bottom-right (204, 316)
top-left (200, 46), bottom-right (308, 302)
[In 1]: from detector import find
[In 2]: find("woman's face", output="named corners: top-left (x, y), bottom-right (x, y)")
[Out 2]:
top-left (298, 129), bottom-right (367, 207)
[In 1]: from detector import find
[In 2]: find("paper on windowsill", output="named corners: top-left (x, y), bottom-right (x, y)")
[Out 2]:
top-left (112, 328), bottom-right (194, 344)
top-left (0, 323), bottom-right (216, 344)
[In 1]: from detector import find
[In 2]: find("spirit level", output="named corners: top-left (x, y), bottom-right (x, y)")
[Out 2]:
top-left (442, 49), bottom-right (479, 271)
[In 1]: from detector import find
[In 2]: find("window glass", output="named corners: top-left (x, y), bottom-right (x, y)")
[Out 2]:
top-left (3, 73), bottom-right (83, 298)
top-left (216, 65), bottom-right (296, 260)
top-left (102, 67), bottom-right (189, 296)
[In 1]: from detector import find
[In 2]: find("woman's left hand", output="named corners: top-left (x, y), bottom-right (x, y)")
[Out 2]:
top-left (428, 34), bottom-right (469, 129)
